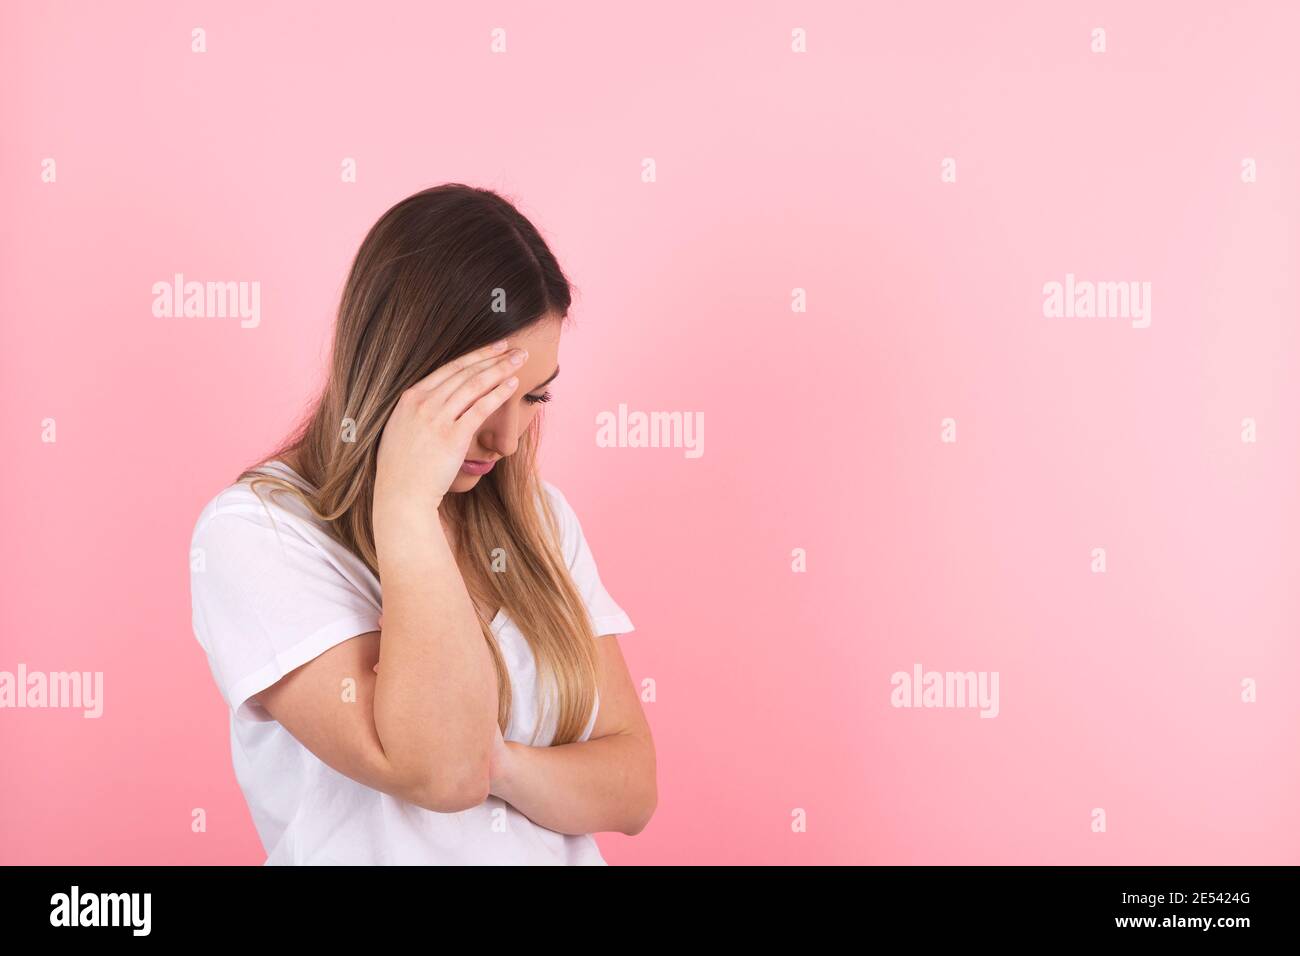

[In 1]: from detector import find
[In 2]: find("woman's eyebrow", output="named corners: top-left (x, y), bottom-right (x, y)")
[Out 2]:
top-left (529, 366), bottom-right (560, 391)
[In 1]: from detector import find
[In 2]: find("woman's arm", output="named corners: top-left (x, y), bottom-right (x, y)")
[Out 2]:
top-left (370, 341), bottom-right (527, 805)
top-left (373, 508), bottom-right (499, 807)
top-left (489, 634), bottom-right (657, 836)
top-left (255, 343), bottom-right (525, 812)
top-left (491, 734), bottom-right (655, 836)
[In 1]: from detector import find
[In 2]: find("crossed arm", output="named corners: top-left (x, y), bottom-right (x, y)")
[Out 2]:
top-left (253, 510), bottom-right (655, 837)
top-left (489, 633), bottom-right (657, 836)
top-left (253, 595), bottom-right (654, 839)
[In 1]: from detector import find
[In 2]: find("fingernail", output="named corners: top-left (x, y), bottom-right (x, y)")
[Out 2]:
top-left (492, 339), bottom-right (508, 351)
top-left (510, 349), bottom-right (527, 365)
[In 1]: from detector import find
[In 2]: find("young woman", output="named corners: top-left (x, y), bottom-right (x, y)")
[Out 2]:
top-left (188, 183), bottom-right (656, 865)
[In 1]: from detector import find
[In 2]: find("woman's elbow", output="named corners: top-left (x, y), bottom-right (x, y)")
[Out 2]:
top-left (420, 776), bottom-right (490, 813)
top-left (623, 780), bottom-right (658, 836)
top-left (413, 755), bottom-right (492, 813)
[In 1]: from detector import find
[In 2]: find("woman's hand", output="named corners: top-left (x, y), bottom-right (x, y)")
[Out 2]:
top-left (488, 720), bottom-right (513, 797)
top-left (373, 339), bottom-right (527, 524)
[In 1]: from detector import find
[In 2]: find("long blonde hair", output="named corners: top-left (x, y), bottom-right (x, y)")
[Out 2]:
top-left (235, 184), bottom-right (599, 746)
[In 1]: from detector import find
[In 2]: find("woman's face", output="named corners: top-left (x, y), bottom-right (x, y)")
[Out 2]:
top-left (447, 315), bottom-right (562, 494)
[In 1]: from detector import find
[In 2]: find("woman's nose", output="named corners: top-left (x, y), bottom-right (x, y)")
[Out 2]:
top-left (481, 430), bottom-right (518, 459)
top-left (478, 409), bottom-right (520, 458)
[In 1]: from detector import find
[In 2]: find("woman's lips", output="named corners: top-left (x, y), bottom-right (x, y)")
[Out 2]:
top-left (460, 458), bottom-right (495, 476)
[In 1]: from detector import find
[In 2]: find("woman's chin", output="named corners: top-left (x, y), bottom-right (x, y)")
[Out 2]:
top-left (448, 472), bottom-right (482, 494)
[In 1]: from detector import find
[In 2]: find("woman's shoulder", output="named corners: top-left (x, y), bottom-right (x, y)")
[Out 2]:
top-left (535, 477), bottom-right (592, 568)
top-left (191, 460), bottom-right (320, 549)
top-left (536, 476), bottom-right (579, 529)
top-left (537, 475), bottom-right (571, 511)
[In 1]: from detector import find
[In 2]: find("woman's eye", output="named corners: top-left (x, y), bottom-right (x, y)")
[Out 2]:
top-left (523, 390), bottom-right (553, 405)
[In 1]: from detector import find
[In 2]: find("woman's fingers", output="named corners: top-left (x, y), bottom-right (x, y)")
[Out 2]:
top-left (408, 339), bottom-right (509, 393)
top-left (458, 373), bottom-right (520, 430)
top-left (435, 348), bottom-right (526, 419)
top-left (426, 348), bottom-right (520, 404)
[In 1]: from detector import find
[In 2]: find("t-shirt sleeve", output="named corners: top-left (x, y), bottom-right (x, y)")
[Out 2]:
top-left (543, 482), bottom-right (635, 638)
top-left (189, 507), bottom-right (382, 723)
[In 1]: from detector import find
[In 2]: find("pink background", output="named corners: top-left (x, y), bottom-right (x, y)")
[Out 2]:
top-left (2, 0), bottom-right (1298, 865)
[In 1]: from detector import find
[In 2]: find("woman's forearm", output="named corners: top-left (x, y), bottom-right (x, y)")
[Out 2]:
top-left (373, 506), bottom-right (497, 803)
top-left (490, 732), bottom-right (657, 836)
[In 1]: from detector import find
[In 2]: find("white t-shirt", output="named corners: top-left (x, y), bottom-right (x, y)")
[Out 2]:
top-left (188, 459), bottom-right (634, 865)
